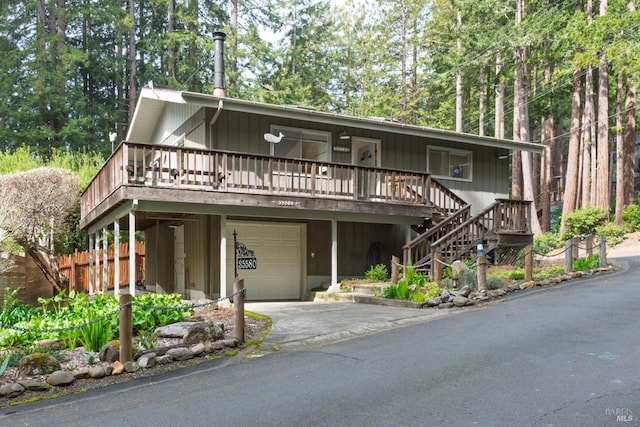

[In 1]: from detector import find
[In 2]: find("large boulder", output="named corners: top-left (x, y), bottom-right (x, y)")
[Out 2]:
top-left (99, 340), bottom-right (121, 363)
top-left (17, 353), bottom-right (62, 377)
top-left (155, 320), bottom-right (224, 345)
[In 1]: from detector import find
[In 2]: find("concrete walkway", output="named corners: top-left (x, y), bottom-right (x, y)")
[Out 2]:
top-left (245, 300), bottom-right (461, 351)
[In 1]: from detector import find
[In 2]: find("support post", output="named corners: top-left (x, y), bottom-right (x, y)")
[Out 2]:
top-left (572, 236), bottom-right (579, 260)
top-left (119, 293), bottom-right (132, 363)
top-left (329, 219), bottom-right (339, 292)
top-left (102, 226), bottom-right (108, 293)
top-left (95, 234), bottom-right (101, 293)
top-left (433, 252), bottom-right (443, 285)
top-left (477, 255), bottom-right (487, 292)
top-left (599, 235), bottom-right (607, 268)
top-left (129, 210), bottom-right (136, 296)
top-left (220, 214), bottom-right (227, 300)
top-left (391, 256), bottom-right (399, 284)
top-left (524, 244), bottom-right (533, 282)
top-left (234, 279), bottom-right (245, 344)
top-left (114, 220), bottom-right (120, 297)
top-left (564, 239), bottom-right (573, 273)
top-left (89, 234), bottom-right (94, 295)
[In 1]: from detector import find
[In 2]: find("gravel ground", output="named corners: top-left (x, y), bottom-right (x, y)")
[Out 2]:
top-left (0, 306), bottom-right (270, 408)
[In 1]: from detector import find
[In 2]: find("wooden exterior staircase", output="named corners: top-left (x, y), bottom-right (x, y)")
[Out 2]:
top-left (402, 179), bottom-right (533, 277)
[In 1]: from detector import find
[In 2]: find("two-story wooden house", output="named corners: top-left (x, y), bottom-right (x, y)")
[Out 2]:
top-left (80, 34), bottom-right (542, 301)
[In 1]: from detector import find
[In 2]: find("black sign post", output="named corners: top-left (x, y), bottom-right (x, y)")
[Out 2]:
top-left (233, 229), bottom-right (238, 280)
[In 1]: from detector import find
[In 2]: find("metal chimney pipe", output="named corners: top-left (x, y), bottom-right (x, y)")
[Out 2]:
top-left (213, 31), bottom-right (226, 97)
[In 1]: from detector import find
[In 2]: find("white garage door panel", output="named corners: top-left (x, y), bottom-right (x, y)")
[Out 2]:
top-left (226, 222), bottom-right (303, 300)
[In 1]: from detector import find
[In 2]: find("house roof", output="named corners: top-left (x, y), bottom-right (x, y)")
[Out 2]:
top-left (127, 87), bottom-right (543, 154)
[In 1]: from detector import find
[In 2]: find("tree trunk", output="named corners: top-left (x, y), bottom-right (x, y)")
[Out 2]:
top-left (560, 70), bottom-right (583, 236)
top-left (615, 71), bottom-right (624, 225)
top-left (478, 66), bottom-right (485, 137)
top-left (495, 53), bottom-right (504, 139)
top-left (18, 240), bottom-right (64, 294)
top-left (455, 10), bottom-right (462, 132)
top-left (624, 80), bottom-right (637, 207)
top-left (167, 0), bottom-right (176, 86)
top-left (128, 0), bottom-right (137, 120)
top-left (596, 55), bottom-right (610, 213)
top-left (582, 65), bottom-right (594, 207)
top-left (230, 0), bottom-right (238, 91)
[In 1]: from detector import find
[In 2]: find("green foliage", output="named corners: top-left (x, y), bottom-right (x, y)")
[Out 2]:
top-left (383, 264), bottom-right (440, 302)
top-left (0, 353), bottom-right (9, 376)
top-left (135, 329), bottom-right (158, 351)
top-left (365, 264), bottom-right (389, 282)
top-left (596, 223), bottom-right (626, 247)
top-left (622, 204), bottom-right (640, 232)
top-left (131, 293), bottom-right (193, 334)
top-left (0, 290), bottom-right (192, 350)
top-left (79, 315), bottom-right (113, 352)
top-left (0, 288), bottom-right (38, 325)
top-left (533, 232), bottom-right (562, 255)
top-left (573, 255), bottom-right (600, 271)
top-left (533, 265), bottom-right (565, 281)
top-left (562, 207), bottom-right (608, 240)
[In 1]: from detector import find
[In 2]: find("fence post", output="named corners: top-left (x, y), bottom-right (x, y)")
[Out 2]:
top-left (564, 239), bottom-right (573, 273)
top-left (119, 293), bottom-right (133, 363)
top-left (524, 244), bottom-right (533, 282)
top-left (234, 279), bottom-right (245, 344)
top-left (572, 236), bottom-right (579, 260)
top-left (585, 234), bottom-right (593, 258)
top-left (599, 235), bottom-right (607, 268)
top-left (391, 256), bottom-right (399, 284)
top-left (477, 255), bottom-right (487, 292)
top-left (433, 252), bottom-right (443, 285)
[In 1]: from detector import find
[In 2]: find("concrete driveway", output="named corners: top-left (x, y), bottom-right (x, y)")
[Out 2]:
top-left (246, 300), bottom-right (459, 351)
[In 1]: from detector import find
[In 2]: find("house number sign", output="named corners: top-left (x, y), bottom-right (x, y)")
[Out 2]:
top-left (234, 232), bottom-right (257, 271)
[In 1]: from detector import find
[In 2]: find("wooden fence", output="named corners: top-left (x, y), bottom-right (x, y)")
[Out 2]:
top-left (57, 241), bottom-right (145, 294)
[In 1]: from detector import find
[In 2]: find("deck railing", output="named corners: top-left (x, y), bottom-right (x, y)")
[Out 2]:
top-left (81, 142), bottom-right (434, 217)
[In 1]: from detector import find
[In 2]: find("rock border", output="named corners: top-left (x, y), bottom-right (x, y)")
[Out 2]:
top-left (349, 266), bottom-right (614, 309)
top-left (0, 338), bottom-right (239, 400)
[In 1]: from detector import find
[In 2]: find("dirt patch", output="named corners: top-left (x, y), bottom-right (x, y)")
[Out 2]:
top-left (0, 306), bottom-right (270, 409)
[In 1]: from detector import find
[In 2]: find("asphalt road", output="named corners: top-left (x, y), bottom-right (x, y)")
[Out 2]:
top-left (2, 258), bottom-right (639, 427)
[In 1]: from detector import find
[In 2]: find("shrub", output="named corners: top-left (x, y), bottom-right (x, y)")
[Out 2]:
top-left (562, 207), bottom-right (608, 240)
top-left (533, 232), bottom-right (562, 254)
top-left (573, 255), bottom-right (599, 271)
top-left (622, 203), bottom-right (640, 232)
top-left (365, 264), bottom-right (389, 282)
top-left (79, 315), bottom-right (114, 352)
top-left (596, 222), bottom-right (626, 247)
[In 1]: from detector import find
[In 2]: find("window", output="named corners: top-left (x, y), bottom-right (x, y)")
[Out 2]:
top-left (428, 147), bottom-right (472, 180)
top-left (270, 126), bottom-right (330, 162)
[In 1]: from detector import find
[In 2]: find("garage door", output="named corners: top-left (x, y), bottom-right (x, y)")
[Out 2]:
top-left (226, 222), bottom-right (304, 300)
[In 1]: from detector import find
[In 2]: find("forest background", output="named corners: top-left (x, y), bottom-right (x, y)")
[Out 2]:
top-left (0, 0), bottom-right (639, 260)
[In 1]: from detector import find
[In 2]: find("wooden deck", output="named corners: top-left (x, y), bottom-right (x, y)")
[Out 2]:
top-left (81, 142), bottom-right (438, 228)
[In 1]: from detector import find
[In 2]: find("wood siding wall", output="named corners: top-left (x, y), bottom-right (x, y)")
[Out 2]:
top-left (209, 109), bottom-right (510, 214)
top-left (152, 103), bottom-right (201, 145)
top-left (306, 220), bottom-right (405, 277)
